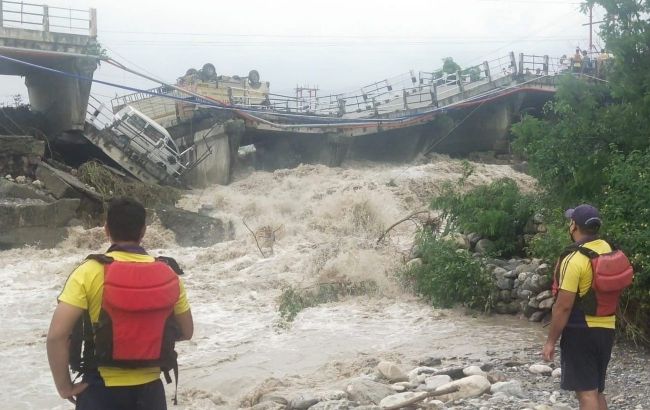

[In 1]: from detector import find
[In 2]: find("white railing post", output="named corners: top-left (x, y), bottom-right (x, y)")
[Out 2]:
top-left (483, 61), bottom-right (491, 83)
top-left (509, 52), bottom-right (517, 76)
top-left (90, 8), bottom-right (98, 37)
top-left (543, 55), bottom-right (549, 75)
top-left (430, 82), bottom-right (438, 107)
top-left (43, 5), bottom-right (49, 32)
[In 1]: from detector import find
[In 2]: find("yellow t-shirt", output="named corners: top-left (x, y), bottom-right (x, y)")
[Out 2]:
top-left (557, 239), bottom-right (615, 329)
top-left (58, 250), bottom-right (190, 387)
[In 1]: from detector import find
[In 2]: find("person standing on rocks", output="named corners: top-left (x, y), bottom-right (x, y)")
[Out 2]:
top-left (47, 197), bottom-right (194, 409)
top-left (542, 204), bottom-right (632, 410)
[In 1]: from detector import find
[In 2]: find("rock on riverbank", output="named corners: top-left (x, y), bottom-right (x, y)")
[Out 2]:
top-left (231, 344), bottom-right (649, 410)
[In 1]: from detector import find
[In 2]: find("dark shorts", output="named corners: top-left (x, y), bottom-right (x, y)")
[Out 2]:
top-left (76, 376), bottom-right (167, 410)
top-left (560, 326), bottom-right (615, 393)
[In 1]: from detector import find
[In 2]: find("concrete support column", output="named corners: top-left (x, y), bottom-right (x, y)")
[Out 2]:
top-left (25, 58), bottom-right (97, 133)
top-left (184, 121), bottom-right (240, 187)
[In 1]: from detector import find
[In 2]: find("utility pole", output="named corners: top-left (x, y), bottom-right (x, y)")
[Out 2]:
top-left (582, 4), bottom-right (605, 53)
top-left (589, 4), bottom-right (593, 53)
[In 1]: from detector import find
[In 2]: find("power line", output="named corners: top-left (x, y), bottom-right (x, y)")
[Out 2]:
top-left (102, 38), bottom-right (586, 48)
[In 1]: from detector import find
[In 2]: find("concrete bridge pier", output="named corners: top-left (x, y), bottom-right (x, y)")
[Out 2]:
top-left (421, 93), bottom-right (526, 156)
top-left (184, 123), bottom-right (232, 187)
top-left (24, 57), bottom-right (97, 133)
top-left (0, 4), bottom-right (99, 134)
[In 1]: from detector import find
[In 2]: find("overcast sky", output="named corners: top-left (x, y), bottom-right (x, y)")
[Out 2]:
top-left (1, 0), bottom-right (604, 104)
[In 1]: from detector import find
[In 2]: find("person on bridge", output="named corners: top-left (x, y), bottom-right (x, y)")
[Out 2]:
top-left (47, 197), bottom-right (194, 410)
top-left (542, 204), bottom-right (633, 410)
top-left (572, 47), bottom-right (583, 72)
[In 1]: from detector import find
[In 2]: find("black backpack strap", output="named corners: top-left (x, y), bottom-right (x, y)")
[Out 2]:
top-left (69, 310), bottom-right (96, 374)
top-left (86, 254), bottom-right (115, 265)
top-left (162, 363), bottom-right (179, 405)
top-left (576, 246), bottom-right (600, 259)
top-left (156, 256), bottom-right (185, 276)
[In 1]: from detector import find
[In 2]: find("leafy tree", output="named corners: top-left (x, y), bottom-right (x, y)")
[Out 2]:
top-left (585, 0), bottom-right (650, 107)
top-left (431, 178), bottom-right (535, 256)
top-left (442, 57), bottom-right (461, 74)
top-left (511, 0), bottom-right (650, 341)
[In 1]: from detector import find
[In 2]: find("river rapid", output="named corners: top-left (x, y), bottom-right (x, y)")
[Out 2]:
top-left (0, 156), bottom-right (546, 409)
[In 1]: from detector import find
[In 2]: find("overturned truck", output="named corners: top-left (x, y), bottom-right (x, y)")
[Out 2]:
top-left (84, 63), bottom-right (268, 187)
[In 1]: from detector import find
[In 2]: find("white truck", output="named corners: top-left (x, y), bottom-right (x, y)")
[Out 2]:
top-left (111, 105), bottom-right (194, 178)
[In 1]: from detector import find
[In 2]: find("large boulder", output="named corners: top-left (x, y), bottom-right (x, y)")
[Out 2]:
top-left (0, 178), bottom-right (52, 201)
top-left (308, 400), bottom-right (356, 410)
top-left (345, 378), bottom-right (395, 405)
top-left (0, 135), bottom-right (44, 177)
top-left (475, 239), bottom-right (496, 254)
top-left (490, 380), bottom-right (524, 398)
top-left (0, 198), bottom-right (79, 249)
top-left (288, 393), bottom-right (319, 410)
top-left (377, 361), bottom-right (408, 382)
top-left (156, 207), bottom-right (235, 247)
top-left (433, 375), bottom-right (491, 402)
top-left (379, 391), bottom-right (428, 409)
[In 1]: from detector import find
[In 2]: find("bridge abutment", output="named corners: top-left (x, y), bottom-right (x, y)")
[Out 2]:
top-left (0, 4), bottom-right (99, 134)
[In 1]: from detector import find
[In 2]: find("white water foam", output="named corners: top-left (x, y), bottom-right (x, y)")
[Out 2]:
top-left (0, 157), bottom-right (543, 409)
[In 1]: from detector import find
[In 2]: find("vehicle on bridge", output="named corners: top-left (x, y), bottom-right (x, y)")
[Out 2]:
top-left (112, 106), bottom-right (194, 177)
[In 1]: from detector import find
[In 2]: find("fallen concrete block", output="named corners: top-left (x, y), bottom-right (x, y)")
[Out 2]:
top-left (36, 162), bottom-right (101, 201)
top-left (156, 207), bottom-right (235, 247)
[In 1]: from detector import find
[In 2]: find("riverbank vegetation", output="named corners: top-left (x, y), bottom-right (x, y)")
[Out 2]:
top-left (410, 0), bottom-right (650, 343)
top-left (513, 0), bottom-right (650, 342)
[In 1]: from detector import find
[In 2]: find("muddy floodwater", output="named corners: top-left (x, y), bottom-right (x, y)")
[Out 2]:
top-left (0, 157), bottom-right (546, 409)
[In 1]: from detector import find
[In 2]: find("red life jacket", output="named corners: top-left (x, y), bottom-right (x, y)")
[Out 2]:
top-left (552, 241), bottom-right (633, 316)
top-left (69, 254), bottom-right (183, 403)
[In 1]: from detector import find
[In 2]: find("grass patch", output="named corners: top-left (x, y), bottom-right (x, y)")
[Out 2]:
top-left (78, 161), bottom-right (181, 208)
top-left (277, 281), bottom-right (378, 326)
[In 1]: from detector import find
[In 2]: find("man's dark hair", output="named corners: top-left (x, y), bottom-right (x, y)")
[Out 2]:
top-left (578, 223), bottom-right (600, 236)
top-left (106, 197), bottom-right (146, 242)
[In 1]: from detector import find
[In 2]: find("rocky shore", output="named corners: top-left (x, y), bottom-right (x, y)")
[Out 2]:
top-left (228, 343), bottom-right (649, 410)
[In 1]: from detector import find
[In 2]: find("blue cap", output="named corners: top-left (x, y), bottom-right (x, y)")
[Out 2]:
top-left (565, 204), bottom-right (602, 228)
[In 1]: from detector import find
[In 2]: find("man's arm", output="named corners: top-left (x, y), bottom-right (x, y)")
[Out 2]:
top-left (542, 289), bottom-right (576, 361)
top-left (46, 302), bottom-right (88, 400)
top-left (175, 309), bottom-right (194, 341)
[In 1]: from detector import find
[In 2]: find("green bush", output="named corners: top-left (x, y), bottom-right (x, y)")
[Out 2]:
top-left (404, 232), bottom-right (492, 311)
top-left (277, 281), bottom-right (378, 325)
top-left (431, 178), bottom-right (535, 256)
top-left (526, 206), bottom-right (570, 263)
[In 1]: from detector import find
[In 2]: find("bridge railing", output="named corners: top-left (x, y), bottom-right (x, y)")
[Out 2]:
top-left (0, 0), bottom-right (97, 37)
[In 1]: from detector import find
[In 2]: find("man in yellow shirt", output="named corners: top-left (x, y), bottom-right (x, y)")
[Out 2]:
top-left (543, 204), bottom-right (614, 410)
top-left (47, 198), bottom-right (193, 409)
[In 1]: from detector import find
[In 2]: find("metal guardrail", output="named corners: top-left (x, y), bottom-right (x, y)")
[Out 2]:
top-left (107, 52), bottom-right (581, 122)
top-left (0, 0), bottom-right (97, 36)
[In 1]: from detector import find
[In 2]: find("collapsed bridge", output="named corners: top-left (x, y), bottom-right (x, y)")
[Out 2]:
top-left (0, 0), bottom-right (604, 187)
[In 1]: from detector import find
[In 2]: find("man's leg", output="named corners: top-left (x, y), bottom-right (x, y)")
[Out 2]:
top-left (575, 390), bottom-right (600, 410)
top-left (135, 379), bottom-right (167, 410)
top-left (598, 393), bottom-right (608, 410)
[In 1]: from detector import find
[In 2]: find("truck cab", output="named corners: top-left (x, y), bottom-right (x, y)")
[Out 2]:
top-left (112, 106), bottom-right (193, 177)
